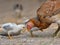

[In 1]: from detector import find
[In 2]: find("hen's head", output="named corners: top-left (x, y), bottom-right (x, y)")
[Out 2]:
top-left (26, 21), bottom-right (34, 31)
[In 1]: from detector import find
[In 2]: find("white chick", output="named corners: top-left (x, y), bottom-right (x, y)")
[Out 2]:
top-left (1, 23), bottom-right (26, 39)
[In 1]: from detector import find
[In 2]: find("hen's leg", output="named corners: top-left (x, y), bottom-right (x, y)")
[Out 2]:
top-left (30, 31), bottom-right (34, 37)
top-left (30, 27), bottom-right (40, 37)
top-left (53, 26), bottom-right (60, 37)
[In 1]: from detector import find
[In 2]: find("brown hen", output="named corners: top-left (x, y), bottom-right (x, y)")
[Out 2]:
top-left (26, 0), bottom-right (60, 37)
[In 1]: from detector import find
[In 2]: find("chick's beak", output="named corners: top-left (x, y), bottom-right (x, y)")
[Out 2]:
top-left (21, 27), bottom-right (27, 33)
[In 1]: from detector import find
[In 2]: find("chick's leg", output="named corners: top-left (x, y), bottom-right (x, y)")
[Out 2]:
top-left (8, 32), bottom-right (13, 39)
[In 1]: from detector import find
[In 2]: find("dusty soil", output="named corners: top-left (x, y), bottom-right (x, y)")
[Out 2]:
top-left (0, 23), bottom-right (60, 45)
top-left (0, 0), bottom-right (60, 45)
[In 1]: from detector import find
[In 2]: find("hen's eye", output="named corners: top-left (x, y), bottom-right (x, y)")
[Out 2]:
top-left (23, 27), bottom-right (25, 28)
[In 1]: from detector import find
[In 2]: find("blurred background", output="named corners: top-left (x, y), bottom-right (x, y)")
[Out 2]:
top-left (0, 0), bottom-right (46, 24)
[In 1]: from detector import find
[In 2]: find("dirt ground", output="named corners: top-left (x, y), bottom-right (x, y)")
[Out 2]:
top-left (0, 23), bottom-right (60, 45)
top-left (0, 0), bottom-right (60, 45)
